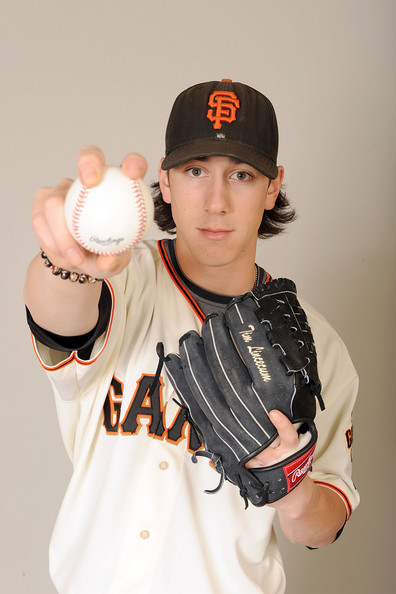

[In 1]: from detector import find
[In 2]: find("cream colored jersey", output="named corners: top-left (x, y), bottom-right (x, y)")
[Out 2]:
top-left (30, 239), bottom-right (359, 594)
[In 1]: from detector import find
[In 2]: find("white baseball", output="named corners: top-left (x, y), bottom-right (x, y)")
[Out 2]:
top-left (64, 166), bottom-right (154, 255)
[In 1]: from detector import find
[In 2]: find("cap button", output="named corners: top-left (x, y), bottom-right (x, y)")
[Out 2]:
top-left (221, 78), bottom-right (232, 82)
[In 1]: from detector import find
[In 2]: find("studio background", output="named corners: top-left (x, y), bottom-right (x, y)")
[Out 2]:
top-left (1, 1), bottom-right (395, 592)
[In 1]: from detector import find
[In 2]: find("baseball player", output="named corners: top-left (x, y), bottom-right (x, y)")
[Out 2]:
top-left (24, 79), bottom-right (359, 594)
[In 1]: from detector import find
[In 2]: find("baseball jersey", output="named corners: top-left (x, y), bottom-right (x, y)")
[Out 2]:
top-left (28, 239), bottom-right (359, 594)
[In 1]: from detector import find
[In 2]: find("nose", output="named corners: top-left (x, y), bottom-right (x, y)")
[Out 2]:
top-left (204, 176), bottom-right (231, 214)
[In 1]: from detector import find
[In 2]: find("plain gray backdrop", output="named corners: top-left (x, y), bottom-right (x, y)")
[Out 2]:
top-left (1, 0), bottom-right (395, 592)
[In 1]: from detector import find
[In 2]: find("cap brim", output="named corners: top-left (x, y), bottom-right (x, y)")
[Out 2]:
top-left (161, 139), bottom-right (278, 179)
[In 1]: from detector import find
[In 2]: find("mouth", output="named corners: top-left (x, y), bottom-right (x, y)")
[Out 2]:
top-left (198, 228), bottom-right (233, 240)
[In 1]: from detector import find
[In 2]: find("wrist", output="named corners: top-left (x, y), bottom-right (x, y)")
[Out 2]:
top-left (40, 250), bottom-right (104, 284)
top-left (271, 475), bottom-right (317, 519)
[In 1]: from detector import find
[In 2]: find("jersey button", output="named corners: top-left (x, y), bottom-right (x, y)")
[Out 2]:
top-left (159, 461), bottom-right (169, 470)
top-left (140, 530), bottom-right (150, 539)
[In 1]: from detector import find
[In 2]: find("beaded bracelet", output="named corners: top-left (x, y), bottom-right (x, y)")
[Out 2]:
top-left (40, 250), bottom-right (104, 284)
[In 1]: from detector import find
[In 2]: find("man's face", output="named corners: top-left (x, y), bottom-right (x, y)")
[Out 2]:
top-left (159, 156), bottom-right (281, 291)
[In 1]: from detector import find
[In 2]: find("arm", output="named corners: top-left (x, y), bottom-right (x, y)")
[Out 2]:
top-left (24, 147), bottom-right (147, 336)
top-left (274, 475), bottom-right (347, 548)
top-left (247, 410), bottom-right (347, 549)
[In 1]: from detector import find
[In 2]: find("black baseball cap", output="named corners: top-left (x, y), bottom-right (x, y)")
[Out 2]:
top-left (161, 79), bottom-right (279, 179)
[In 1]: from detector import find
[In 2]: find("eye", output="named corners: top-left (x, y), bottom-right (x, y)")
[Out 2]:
top-left (231, 170), bottom-right (253, 181)
top-left (186, 167), bottom-right (204, 177)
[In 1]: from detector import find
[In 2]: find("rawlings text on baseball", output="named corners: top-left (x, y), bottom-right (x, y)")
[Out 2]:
top-left (64, 166), bottom-right (154, 255)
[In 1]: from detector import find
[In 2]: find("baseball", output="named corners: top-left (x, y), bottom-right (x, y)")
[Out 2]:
top-left (64, 166), bottom-right (154, 255)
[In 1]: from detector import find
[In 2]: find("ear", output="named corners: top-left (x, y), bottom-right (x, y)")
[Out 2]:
top-left (264, 166), bottom-right (285, 210)
top-left (158, 159), bottom-right (171, 204)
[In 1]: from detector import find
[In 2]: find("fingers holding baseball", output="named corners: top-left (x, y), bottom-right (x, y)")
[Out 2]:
top-left (121, 152), bottom-right (148, 180)
top-left (32, 179), bottom-right (85, 267)
top-left (77, 145), bottom-right (106, 187)
top-left (32, 144), bottom-right (107, 265)
top-left (32, 147), bottom-right (151, 279)
top-left (32, 181), bottom-right (132, 277)
top-left (77, 147), bottom-right (148, 184)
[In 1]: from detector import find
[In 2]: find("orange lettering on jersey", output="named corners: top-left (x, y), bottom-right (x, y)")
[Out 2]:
top-left (345, 423), bottom-right (354, 462)
top-left (167, 406), bottom-right (203, 452)
top-left (120, 374), bottom-right (166, 438)
top-left (206, 91), bottom-right (240, 130)
top-left (103, 376), bottom-right (124, 435)
top-left (103, 374), bottom-right (203, 452)
top-left (345, 426), bottom-right (353, 449)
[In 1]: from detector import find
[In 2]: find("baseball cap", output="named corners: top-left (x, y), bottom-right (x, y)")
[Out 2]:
top-left (161, 79), bottom-right (279, 179)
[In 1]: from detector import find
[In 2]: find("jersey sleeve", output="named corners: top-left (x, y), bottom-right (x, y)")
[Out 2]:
top-left (26, 282), bottom-right (112, 360)
top-left (303, 301), bottom-right (360, 520)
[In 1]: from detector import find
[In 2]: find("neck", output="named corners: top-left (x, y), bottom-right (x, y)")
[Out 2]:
top-left (174, 239), bottom-right (257, 297)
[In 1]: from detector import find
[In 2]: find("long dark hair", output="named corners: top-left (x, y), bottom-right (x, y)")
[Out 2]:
top-left (151, 182), bottom-right (296, 238)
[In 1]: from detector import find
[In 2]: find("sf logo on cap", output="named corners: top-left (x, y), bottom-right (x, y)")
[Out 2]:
top-left (206, 91), bottom-right (240, 130)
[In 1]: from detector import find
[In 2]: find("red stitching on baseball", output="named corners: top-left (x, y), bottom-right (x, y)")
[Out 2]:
top-left (70, 178), bottom-right (149, 256)
top-left (128, 179), bottom-right (148, 249)
top-left (71, 186), bottom-right (91, 252)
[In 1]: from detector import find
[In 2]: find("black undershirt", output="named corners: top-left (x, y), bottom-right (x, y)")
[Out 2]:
top-left (26, 282), bottom-right (112, 361)
top-left (166, 238), bottom-right (269, 316)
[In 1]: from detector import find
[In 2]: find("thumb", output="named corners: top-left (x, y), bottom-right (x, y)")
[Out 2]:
top-left (269, 410), bottom-right (299, 450)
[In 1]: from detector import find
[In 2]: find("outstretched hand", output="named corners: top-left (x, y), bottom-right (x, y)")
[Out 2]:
top-left (32, 146), bottom-right (148, 279)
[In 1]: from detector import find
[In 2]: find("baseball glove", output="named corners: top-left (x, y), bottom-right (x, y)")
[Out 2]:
top-left (160, 278), bottom-right (324, 508)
